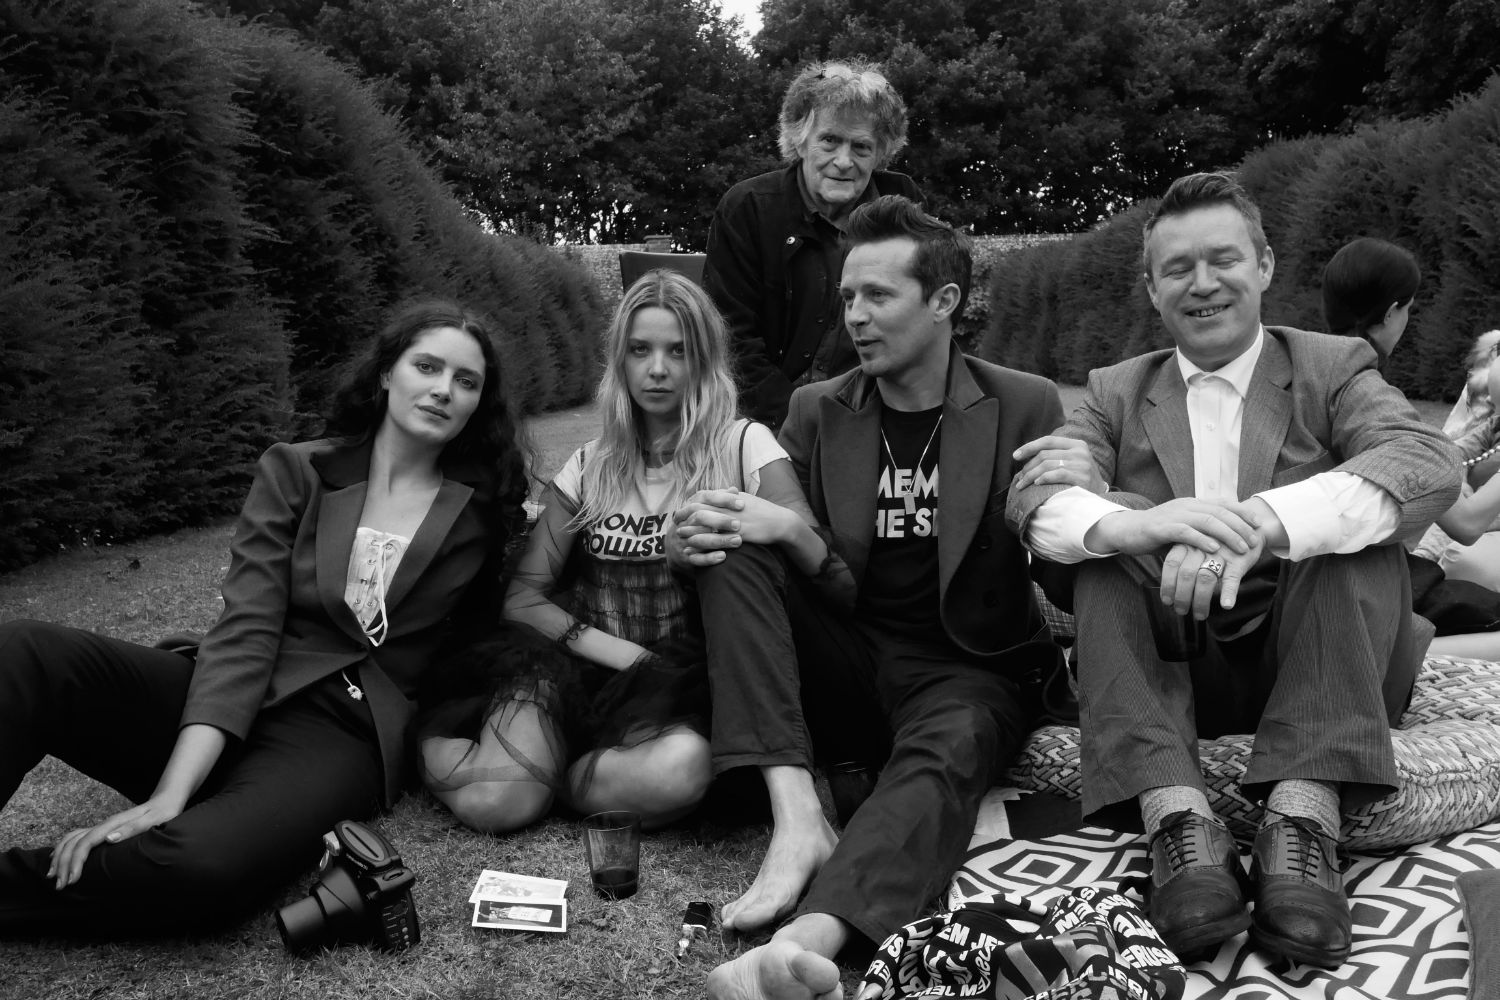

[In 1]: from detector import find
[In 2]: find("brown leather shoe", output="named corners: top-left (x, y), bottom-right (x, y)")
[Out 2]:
top-left (1250, 815), bottom-right (1351, 968)
top-left (1144, 810), bottom-right (1251, 958)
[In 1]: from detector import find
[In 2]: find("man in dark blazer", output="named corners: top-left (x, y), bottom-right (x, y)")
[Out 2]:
top-left (673, 195), bottom-right (1067, 1000)
top-left (704, 58), bottom-right (921, 431)
top-left (1007, 173), bottom-right (1462, 970)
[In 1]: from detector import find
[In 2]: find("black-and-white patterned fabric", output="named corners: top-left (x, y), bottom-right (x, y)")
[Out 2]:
top-left (952, 790), bottom-right (1500, 1000)
top-left (864, 883), bottom-right (1185, 1000)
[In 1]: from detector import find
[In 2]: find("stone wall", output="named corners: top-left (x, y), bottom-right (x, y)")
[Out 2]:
top-left (554, 243), bottom-right (646, 315)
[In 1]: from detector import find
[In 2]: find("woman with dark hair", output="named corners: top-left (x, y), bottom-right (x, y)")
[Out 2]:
top-left (1321, 236), bottom-right (1421, 365)
top-left (0, 298), bottom-right (527, 935)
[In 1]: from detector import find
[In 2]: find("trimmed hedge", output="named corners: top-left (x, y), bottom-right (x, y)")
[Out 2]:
top-left (0, 0), bottom-right (603, 571)
top-left (979, 75), bottom-right (1500, 400)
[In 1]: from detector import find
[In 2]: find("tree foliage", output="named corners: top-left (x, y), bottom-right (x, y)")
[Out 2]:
top-left (755, 0), bottom-right (1255, 233)
top-left (0, 0), bottom-right (602, 571)
top-left (980, 78), bottom-right (1500, 403)
top-left (218, 0), bottom-right (779, 244)
top-left (1183, 0), bottom-right (1500, 137)
top-left (208, 0), bottom-right (1500, 239)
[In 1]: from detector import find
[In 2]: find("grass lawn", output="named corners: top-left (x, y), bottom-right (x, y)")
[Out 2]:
top-left (0, 404), bottom-right (789, 1000)
top-left (0, 387), bottom-right (1457, 999)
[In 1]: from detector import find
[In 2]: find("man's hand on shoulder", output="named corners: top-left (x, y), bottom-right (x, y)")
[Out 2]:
top-left (665, 489), bottom-right (748, 570)
top-left (1012, 434), bottom-right (1106, 493)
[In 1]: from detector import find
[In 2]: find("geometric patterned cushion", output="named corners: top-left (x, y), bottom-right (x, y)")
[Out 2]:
top-left (1003, 655), bottom-right (1500, 851)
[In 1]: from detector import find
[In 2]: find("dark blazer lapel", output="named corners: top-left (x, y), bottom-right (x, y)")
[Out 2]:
top-left (385, 479), bottom-right (474, 609)
top-left (937, 350), bottom-right (995, 593)
top-left (315, 481), bottom-right (370, 642)
top-left (1142, 360), bottom-right (1197, 499)
top-left (820, 383), bottom-right (881, 586)
top-left (1237, 334), bottom-right (1294, 497)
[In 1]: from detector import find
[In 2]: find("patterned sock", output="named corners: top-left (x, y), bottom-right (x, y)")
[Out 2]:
top-left (1265, 779), bottom-right (1341, 838)
top-left (1140, 784), bottom-right (1214, 833)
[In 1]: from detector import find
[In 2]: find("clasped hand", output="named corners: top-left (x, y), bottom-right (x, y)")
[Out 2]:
top-left (49, 794), bottom-right (184, 890)
top-left (1095, 497), bottom-right (1270, 621)
top-left (665, 489), bottom-right (792, 570)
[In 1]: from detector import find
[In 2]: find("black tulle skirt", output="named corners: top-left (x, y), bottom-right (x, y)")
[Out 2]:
top-left (411, 623), bottom-right (709, 798)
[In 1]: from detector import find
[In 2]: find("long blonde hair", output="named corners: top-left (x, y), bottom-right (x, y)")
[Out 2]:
top-left (571, 270), bottom-right (740, 531)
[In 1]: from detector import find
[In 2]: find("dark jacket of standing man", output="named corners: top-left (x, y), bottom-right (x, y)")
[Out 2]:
top-left (704, 59), bottom-right (920, 430)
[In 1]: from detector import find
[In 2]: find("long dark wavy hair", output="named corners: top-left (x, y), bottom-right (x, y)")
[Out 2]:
top-left (323, 298), bottom-right (529, 505)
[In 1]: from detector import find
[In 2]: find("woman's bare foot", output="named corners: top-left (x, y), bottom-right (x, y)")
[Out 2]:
top-left (723, 767), bottom-right (839, 932)
top-left (706, 939), bottom-right (842, 1000)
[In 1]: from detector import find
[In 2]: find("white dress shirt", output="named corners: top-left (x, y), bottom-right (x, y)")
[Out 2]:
top-left (1027, 328), bottom-right (1400, 564)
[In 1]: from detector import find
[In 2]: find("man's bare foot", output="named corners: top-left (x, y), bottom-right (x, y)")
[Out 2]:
top-left (723, 814), bottom-right (838, 932)
top-left (706, 939), bottom-right (843, 1000)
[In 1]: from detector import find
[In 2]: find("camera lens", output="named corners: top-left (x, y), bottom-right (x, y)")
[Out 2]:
top-left (277, 865), bottom-right (366, 953)
top-left (276, 894), bottom-right (328, 954)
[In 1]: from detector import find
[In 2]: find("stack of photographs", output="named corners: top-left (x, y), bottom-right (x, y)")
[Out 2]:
top-left (468, 870), bottom-right (569, 933)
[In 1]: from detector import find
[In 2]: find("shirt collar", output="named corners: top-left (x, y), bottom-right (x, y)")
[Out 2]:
top-left (1175, 326), bottom-right (1265, 399)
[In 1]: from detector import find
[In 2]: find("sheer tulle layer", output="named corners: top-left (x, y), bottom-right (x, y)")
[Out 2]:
top-left (414, 625), bottom-right (708, 798)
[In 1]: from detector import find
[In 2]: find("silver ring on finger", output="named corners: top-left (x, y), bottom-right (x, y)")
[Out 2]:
top-left (1201, 557), bottom-right (1225, 578)
top-left (1055, 459), bottom-right (1065, 470)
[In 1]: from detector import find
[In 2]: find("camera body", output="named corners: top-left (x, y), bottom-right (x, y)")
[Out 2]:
top-left (276, 819), bottom-right (420, 954)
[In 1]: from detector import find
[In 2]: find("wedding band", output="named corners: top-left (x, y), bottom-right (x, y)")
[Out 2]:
top-left (1201, 557), bottom-right (1225, 578)
top-left (1055, 459), bottom-right (1065, 470)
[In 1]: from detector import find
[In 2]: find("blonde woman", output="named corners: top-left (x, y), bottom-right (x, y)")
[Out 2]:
top-left (419, 270), bottom-right (819, 832)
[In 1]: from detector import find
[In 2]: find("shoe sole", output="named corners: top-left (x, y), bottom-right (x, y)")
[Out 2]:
top-left (1162, 908), bottom-right (1252, 959)
top-left (1249, 922), bottom-right (1350, 969)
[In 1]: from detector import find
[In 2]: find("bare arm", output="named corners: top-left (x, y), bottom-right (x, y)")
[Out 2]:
top-left (1438, 473), bottom-right (1500, 545)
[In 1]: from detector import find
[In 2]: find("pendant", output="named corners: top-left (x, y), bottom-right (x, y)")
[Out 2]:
top-left (902, 491), bottom-right (916, 515)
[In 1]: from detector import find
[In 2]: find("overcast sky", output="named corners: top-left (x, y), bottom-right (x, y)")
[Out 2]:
top-left (716, 0), bottom-right (763, 38)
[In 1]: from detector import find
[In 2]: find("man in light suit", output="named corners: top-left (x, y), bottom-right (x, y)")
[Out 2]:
top-left (672, 195), bottom-right (1068, 1000)
top-left (1007, 172), bottom-right (1462, 969)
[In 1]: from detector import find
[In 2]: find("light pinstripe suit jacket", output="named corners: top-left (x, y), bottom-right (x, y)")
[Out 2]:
top-left (1007, 327), bottom-right (1462, 545)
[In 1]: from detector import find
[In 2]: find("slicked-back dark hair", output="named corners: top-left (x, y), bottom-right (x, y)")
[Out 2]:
top-left (324, 297), bottom-right (527, 504)
top-left (1322, 237), bottom-right (1421, 339)
top-left (843, 194), bottom-right (972, 326)
top-left (1142, 172), bottom-right (1268, 274)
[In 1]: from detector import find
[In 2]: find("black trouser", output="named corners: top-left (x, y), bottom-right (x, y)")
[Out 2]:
top-left (695, 544), bottom-right (1035, 946)
top-left (0, 620), bottom-right (384, 936)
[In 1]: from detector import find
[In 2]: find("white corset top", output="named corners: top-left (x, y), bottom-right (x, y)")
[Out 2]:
top-left (344, 527), bottom-right (410, 647)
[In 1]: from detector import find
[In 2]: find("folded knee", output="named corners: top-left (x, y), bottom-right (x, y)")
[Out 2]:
top-left (445, 780), bottom-right (554, 834)
top-left (643, 733), bottom-right (713, 809)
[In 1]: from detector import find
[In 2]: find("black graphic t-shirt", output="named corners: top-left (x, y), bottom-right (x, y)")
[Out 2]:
top-left (858, 404), bottom-right (942, 637)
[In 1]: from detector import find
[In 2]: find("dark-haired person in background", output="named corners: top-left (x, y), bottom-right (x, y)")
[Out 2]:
top-left (1322, 241), bottom-right (1500, 657)
top-left (1322, 236), bottom-right (1421, 368)
top-left (1010, 173), bottom-right (1461, 970)
top-left (677, 195), bottom-right (1068, 1000)
top-left (704, 58), bottom-right (920, 431)
top-left (0, 300), bottom-right (527, 935)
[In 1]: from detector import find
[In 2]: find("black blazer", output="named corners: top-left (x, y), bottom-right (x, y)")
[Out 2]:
top-left (703, 162), bottom-right (923, 428)
top-left (780, 346), bottom-right (1064, 659)
top-left (181, 437), bottom-right (512, 804)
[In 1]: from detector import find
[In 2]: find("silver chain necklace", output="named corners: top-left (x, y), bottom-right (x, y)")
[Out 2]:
top-left (880, 412), bottom-right (943, 515)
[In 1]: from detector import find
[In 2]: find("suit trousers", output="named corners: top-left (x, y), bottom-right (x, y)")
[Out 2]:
top-left (694, 543), bottom-right (1035, 946)
top-left (1074, 543), bottom-right (1421, 826)
top-left (0, 620), bottom-right (384, 937)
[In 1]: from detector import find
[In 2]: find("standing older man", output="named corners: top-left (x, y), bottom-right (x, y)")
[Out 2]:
top-left (704, 59), bottom-right (919, 430)
top-left (1008, 172), bottom-right (1461, 969)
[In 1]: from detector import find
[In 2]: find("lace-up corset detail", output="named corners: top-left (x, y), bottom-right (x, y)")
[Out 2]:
top-left (345, 527), bottom-right (410, 647)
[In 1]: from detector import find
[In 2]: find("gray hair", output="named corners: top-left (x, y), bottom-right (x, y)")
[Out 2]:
top-left (777, 59), bottom-right (908, 168)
